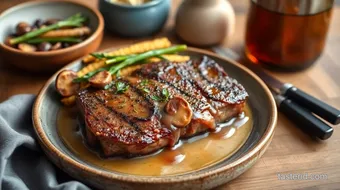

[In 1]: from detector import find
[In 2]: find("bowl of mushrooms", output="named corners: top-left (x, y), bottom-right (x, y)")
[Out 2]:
top-left (0, 0), bottom-right (104, 72)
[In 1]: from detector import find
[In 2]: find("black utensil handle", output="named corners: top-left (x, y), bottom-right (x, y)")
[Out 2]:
top-left (285, 87), bottom-right (340, 125)
top-left (280, 99), bottom-right (333, 140)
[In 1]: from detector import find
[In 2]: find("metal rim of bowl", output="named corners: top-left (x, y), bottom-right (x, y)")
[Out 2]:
top-left (0, 0), bottom-right (104, 56)
top-left (32, 47), bottom-right (277, 184)
top-left (102, 0), bottom-right (166, 9)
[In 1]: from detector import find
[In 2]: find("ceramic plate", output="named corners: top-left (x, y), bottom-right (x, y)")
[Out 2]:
top-left (33, 47), bottom-right (277, 190)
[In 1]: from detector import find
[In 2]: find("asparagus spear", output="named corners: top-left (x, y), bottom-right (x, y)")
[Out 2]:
top-left (73, 67), bottom-right (108, 83)
top-left (90, 53), bottom-right (135, 61)
top-left (26, 37), bottom-right (82, 44)
top-left (9, 13), bottom-right (86, 45)
top-left (108, 45), bottom-right (187, 74)
top-left (73, 45), bottom-right (187, 83)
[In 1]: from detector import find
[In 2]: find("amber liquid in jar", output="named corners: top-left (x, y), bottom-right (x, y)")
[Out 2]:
top-left (245, 1), bottom-right (332, 70)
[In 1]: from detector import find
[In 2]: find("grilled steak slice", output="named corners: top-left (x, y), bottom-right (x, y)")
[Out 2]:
top-left (133, 56), bottom-right (248, 124)
top-left (77, 86), bottom-right (173, 157)
top-left (77, 56), bottom-right (248, 157)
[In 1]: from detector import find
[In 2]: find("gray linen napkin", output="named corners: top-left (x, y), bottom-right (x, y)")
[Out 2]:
top-left (0, 95), bottom-right (91, 190)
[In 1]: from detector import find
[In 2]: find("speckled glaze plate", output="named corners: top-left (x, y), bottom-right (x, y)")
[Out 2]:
top-left (32, 47), bottom-right (277, 190)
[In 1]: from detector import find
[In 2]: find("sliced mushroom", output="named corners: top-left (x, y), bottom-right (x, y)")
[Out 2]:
top-left (4, 36), bottom-right (14, 47)
top-left (62, 42), bottom-right (71, 48)
top-left (37, 42), bottom-right (52, 51)
top-left (18, 43), bottom-right (37, 52)
top-left (163, 96), bottom-right (193, 128)
top-left (55, 70), bottom-right (80, 96)
top-left (50, 42), bottom-right (62, 50)
top-left (16, 22), bottom-right (31, 36)
top-left (33, 19), bottom-right (43, 29)
top-left (89, 70), bottom-right (112, 88)
top-left (44, 18), bottom-right (60, 26)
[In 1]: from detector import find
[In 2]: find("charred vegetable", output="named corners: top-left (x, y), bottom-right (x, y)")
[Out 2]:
top-left (16, 22), bottom-right (32, 36)
top-left (26, 37), bottom-right (82, 44)
top-left (89, 70), bottom-right (113, 88)
top-left (56, 70), bottom-right (80, 96)
top-left (18, 43), bottom-right (37, 52)
top-left (164, 96), bottom-right (193, 128)
top-left (40, 26), bottom-right (91, 38)
top-left (37, 42), bottom-right (52, 51)
top-left (50, 42), bottom-right (62, 50)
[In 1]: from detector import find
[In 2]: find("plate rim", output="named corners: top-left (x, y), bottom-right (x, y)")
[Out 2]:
top-left (32, 46), bottom-right (277, 183)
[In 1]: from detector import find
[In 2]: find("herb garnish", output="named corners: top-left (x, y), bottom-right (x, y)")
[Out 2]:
top-left (142, 88), bottom-right (150, 93)
top-left (104, 81), bottom-right (115, 90)
top-left (151, 88), bottom-right (170, 102)
top-left (132, 104), bottom-right (138, 113)
top-left (117, 97), bottom-right (127, 109)
top-left (116, 81), bottom-right (129, 94)
top-left (162, 88), bottom-right (170, 100)
top-left (140, 79), bottom-right (150, 93)
top-left (141, 79), bottom-right (149, 86)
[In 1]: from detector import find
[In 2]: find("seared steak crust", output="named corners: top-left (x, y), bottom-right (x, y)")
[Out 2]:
top-left (77, 56), bottom-right (248, 157)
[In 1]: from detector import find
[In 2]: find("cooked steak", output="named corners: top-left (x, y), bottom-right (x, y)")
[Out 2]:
top-left (77, 56), bottom-right (248, 157)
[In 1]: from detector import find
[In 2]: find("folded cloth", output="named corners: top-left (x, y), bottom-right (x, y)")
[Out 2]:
top-left (0, 95), bottom-right (91, 190)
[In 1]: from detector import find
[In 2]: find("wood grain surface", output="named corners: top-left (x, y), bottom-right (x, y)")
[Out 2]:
top-left (1, 0), bottom-right (340, 189)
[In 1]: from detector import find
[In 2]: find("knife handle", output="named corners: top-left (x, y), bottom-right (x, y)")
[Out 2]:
top-left (284, 86), bottom-right (340, 125)
top-left (279, 98), bottom-right (333, 140)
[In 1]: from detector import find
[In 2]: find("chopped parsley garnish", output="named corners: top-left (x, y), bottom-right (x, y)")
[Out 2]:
top-left (104, 81), bottom-right (115, 90)
top-left (116, 81), bottom-right (129, 94)
top-left (132, 104), bottom-right (138, 113)
top-left (151, 95), bottom-right (163, 101)
top-left (141, 79), bottom-right (149, 86)
top-left (151, 88), bottom-right (170, 102)
top-left (162, 88), bottom-right (169, 100)
top-left (142, 88), bottom-right (150, 93)
top-left (104, 81), bottom-right (129, 93)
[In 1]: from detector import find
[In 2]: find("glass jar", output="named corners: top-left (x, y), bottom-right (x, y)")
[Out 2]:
top-left (245, 0), bottom-right (334, 71)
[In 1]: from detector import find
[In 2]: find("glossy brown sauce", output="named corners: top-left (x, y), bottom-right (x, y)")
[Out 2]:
top-left (57, 105), bottom-right (252, 176)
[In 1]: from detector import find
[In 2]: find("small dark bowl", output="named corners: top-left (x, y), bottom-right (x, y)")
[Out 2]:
top-left (99, 0), bottom-right (170, 37)
top-left (0, 0), bottom-right (104, 72)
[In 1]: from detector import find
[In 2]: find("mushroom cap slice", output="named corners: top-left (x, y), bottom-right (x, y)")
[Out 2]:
top-left (164, 96), bottom-right (193, 128)
top-left (55, 70), bottom-right (80, 97)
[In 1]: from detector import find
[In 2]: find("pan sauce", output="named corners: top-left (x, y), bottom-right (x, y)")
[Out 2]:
top-left (57, 104), bottom-right (252, 176)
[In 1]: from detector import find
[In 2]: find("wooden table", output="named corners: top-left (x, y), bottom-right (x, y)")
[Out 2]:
top-left (1, 0), bottom-right (340, 189)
